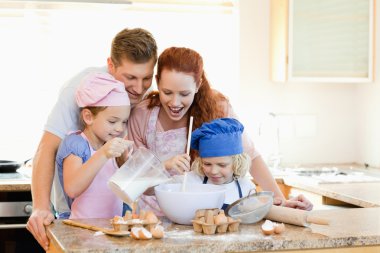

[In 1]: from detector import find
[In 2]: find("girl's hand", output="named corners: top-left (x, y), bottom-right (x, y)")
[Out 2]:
top-left (101, 137), bottom-right (131, 159)
top-left (274, 194), bottom-right (313, 211)
top-left (164, 154), bottom-right (191, 174)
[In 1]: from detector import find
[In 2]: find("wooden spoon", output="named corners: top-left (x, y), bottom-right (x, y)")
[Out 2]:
top-left (182, 116), bottom-right (193, 192)
top-left (63, 219), bottom-right (130, 237)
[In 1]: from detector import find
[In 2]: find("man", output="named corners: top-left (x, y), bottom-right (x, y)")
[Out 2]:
top-left (26, 28), bottom-right (157, 250)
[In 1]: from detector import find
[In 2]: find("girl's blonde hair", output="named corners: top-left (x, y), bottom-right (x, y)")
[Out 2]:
top-left (191, 153), bottom-right (252, 179)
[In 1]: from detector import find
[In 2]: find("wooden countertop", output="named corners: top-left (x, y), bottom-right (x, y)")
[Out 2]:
top-left (0, 178), bottom-right (31, 191)
top-left (47, 207), bottom-right (380, 253)
top-left (0, 167), bottom-right (32, 192)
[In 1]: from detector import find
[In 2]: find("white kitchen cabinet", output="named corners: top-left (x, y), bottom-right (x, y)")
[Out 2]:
top-left (270, 0), bottom-right (375, 83)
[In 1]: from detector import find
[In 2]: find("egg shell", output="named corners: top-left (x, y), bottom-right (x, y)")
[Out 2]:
top-left (138, 227), bottom-right (152, 240)
top-left (130, 227), bottom-right (141, 239)
top-left (150, 225), bottom-right (164, 239)
top-left (274, 223), bottom-right (285, 234)
top-left (261, 220), bottom-right (275, 235)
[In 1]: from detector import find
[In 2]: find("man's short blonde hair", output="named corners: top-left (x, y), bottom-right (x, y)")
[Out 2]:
top-left (191, 153), bottom-right (251, 179)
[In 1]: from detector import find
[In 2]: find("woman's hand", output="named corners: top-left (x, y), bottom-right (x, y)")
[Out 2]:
top-left (274, 194), bottom-right (313, 211)
top-left (164, 154), bottom-right (191, 174)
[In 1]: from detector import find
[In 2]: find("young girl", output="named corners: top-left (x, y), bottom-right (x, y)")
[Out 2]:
top-left (188, 117), bottom-right (256, 210)
top-left (55, 72), bottom-right (131, 219)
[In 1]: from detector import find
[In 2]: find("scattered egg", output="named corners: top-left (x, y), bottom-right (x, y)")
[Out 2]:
top-left (274, 223), bottom-right (286, 234)
top-left (261, 220), bottom-right (275, 235)
top-left (150, 224), bottom-right (165, 239)
top-left (138, 227), bottom-right (152, 240)
top-left (130, 227), bottom-right (140, 239)
top-left (261, 220), bottom-right (286, 235)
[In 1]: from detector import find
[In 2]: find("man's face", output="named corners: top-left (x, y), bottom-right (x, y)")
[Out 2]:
top-left (108, 57), bottom-right (155, 106)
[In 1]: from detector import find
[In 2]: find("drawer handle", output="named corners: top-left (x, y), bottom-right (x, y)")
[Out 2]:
top-left (0, 223), bottom-right (27, 229)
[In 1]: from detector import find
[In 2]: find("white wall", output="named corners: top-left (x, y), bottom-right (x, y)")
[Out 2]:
top-left (238, 0), bottom-right (380, 167)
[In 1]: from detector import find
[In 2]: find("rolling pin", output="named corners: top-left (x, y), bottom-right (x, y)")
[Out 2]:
top-left (265, 205), bottom-right (329, 227)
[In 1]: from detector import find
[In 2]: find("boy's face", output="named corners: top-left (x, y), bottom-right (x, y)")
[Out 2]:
top-left (201, 156), bottom-right (234, 185)
top-left (108, 57), bottom-right (155, 106)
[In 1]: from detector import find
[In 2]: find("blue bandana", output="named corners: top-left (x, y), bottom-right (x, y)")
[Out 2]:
top-left (191, 118), bottom-right (244, 158)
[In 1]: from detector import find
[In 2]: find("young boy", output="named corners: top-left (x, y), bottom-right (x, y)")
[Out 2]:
top-left (188, 118), bottom-right (256, 210)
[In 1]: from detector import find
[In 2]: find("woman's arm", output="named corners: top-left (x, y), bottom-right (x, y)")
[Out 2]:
top-left (250, 155), bottom-right (285, 200)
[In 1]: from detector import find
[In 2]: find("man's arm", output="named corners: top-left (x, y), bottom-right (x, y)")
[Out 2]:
top-left (26, 131), bottom-right (61, 251)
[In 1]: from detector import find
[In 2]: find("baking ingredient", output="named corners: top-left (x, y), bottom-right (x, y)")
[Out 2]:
top-left (138, 227), bottom-right (152, 240)
top-left (261, 219), bottom-right (286, 235)
top-left (261, 220), bottom-right (275, 235)
top-left (150, 224), bottom-right (165, 239)
top-left (214, 210), bottom-right (228, 225)
top-left (274, 223), bottom-right (285, 234)
top-left (130, 227), bottom-right (140, 239)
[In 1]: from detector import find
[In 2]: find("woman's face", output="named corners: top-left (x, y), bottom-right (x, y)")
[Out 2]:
top-left (201, 156), bottom-right (234, 185)
top-left (157, 69), bottom-right (197, 121)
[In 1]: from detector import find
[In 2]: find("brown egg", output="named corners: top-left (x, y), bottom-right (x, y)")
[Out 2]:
top-left (150, 224), bottom-right (164, 239)
top-left (130, 227), bottom-right (140, 239)
top-left (214, 210), bottom-right (228, 225)
top-left (274, 223), bottom-right (286, 234)
top-left (138, 227), bottom-right (152, 240)
top-left (261, 220), bottom-right (275, 235)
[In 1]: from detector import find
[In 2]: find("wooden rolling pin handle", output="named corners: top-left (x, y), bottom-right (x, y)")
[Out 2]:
top-left (306, 216), bottom-right (330, 225)
top-left (63, 220), bottom-right (105, 232)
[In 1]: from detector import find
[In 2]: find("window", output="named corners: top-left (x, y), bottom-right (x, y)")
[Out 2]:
top-left (270, 0), bottom-right (375, 83)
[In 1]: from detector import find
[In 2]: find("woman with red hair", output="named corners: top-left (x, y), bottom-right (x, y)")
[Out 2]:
top-left (127, 47), bottom-right (312, 214)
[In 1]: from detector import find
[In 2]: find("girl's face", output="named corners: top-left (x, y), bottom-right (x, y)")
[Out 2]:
top-left (201, 156), bottom-right (234, 185)
top-left (86, 106), bottom-right (130, 148)
top-left (157, 69), bottom-right (197, 122)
